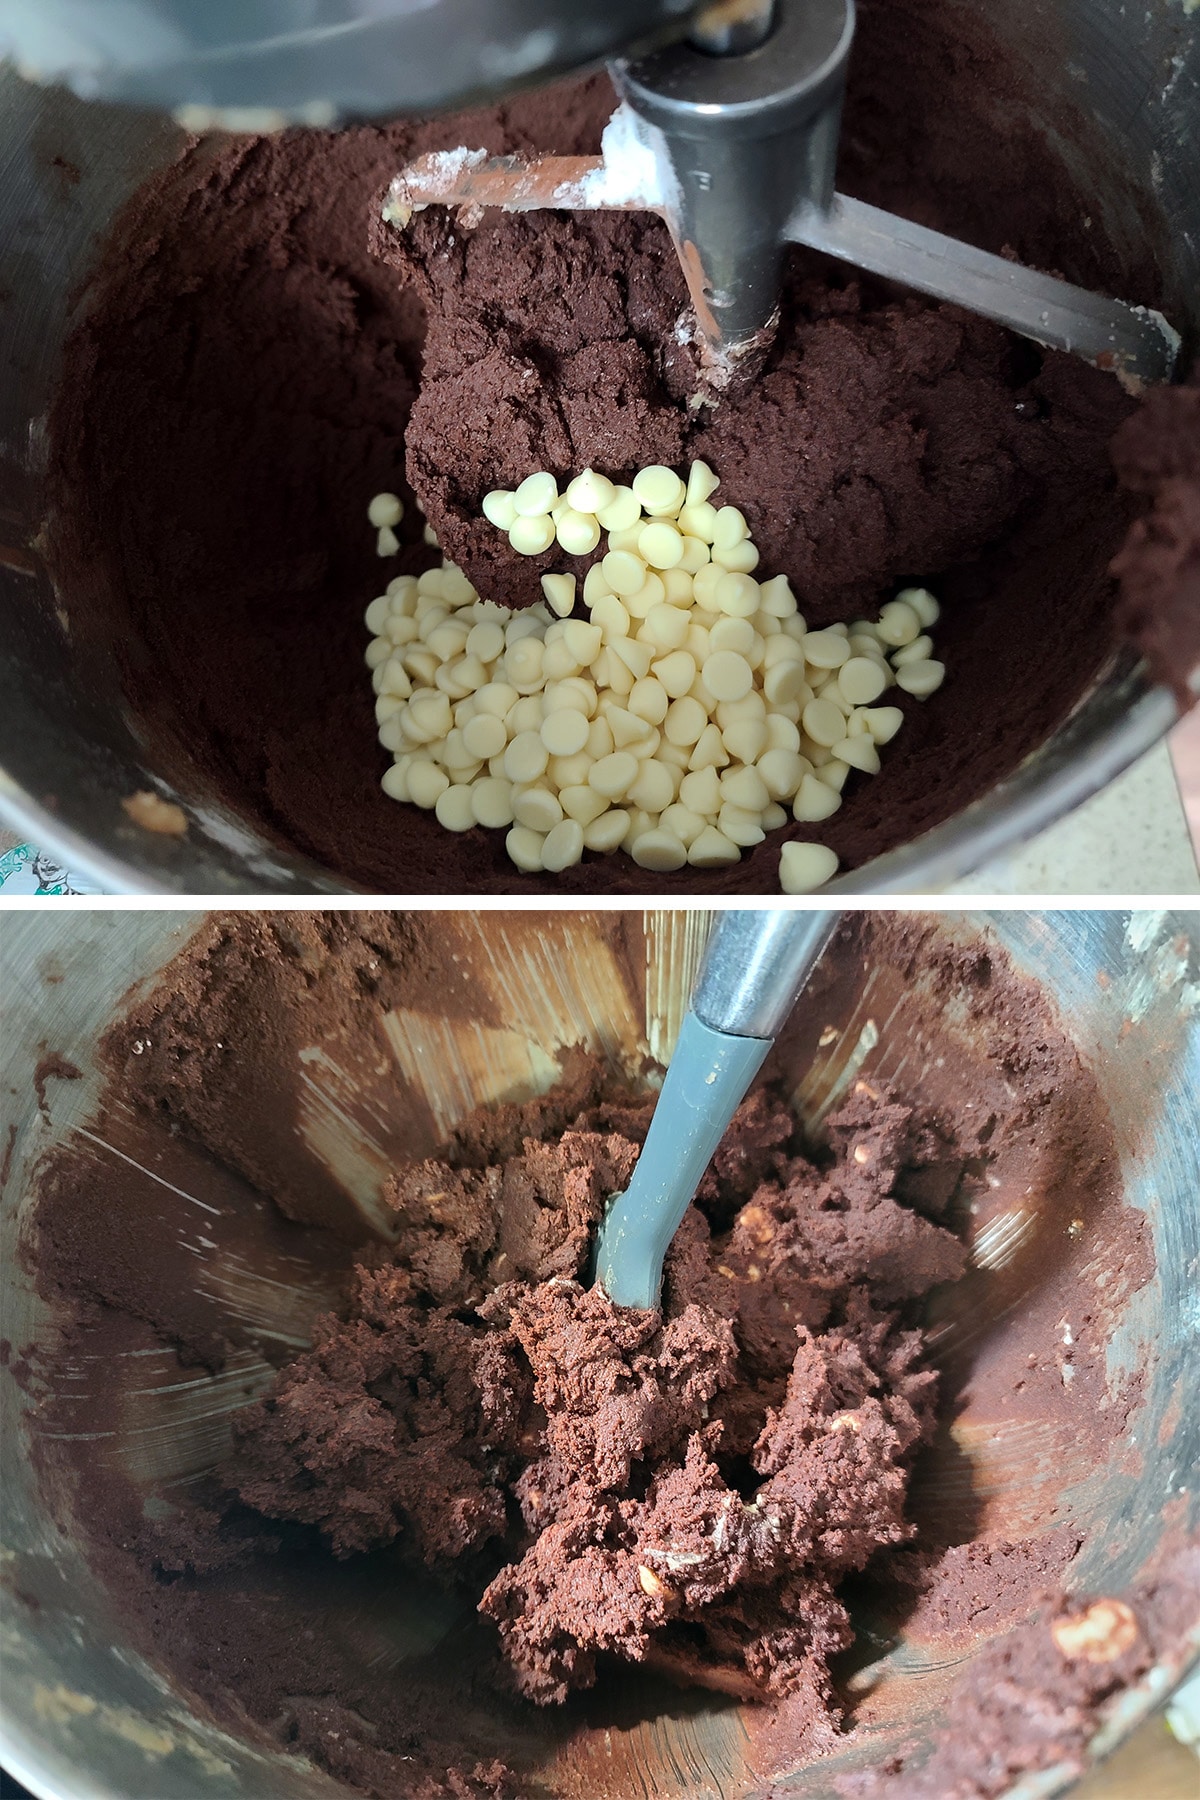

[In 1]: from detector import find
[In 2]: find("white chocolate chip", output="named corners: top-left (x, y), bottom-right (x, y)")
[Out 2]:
top-left (627, 759), bottom-right (676, 813)
top-left (642, 604), bottom-right (691, 652)
top-left (656, 803), bottom-right (702, 846)
top-left (540, 709), bottom-right (590, 757)
top-left (370, 468), bottom-right (945, 879)
top-left (876, 599), bottom-right (922, 646)
top-left (408, 761), bottom-right (450, 809)
top-left (376, 526), bottom-right (400, 557)
top-left (471, 777), bottom-right (514, 828)
top-left (364, 595), bottom-right (392, 635)
top-left (466, 620), bottom-right (506, 662)
top-left (711, 538), bottom-right (759, 575)
top-left (832, 734), bottom-right (881, 775)
top-left (482, 489), bottom-right (518, 530)
top-left (722, 765), bottom-right (770, 811)
top-left (703, 650), bottom-right (754, 703)
top-left (563, 619), bottom-right (602, 665)
top-left (628, 676), bottom-right (671, 724)
top-left (632, 465), bottom-right (686, 516)
top-left (677, 501), bottom-right (718, 542)
top-left (860, 705), bottom-right (905, 743)
top-left (802, 697), bottom-right (847, 747)
top-left (381, 760), bottom-right (410, 801)
top-left (891, 633), bottom-right (934, 667)
top-left (894, 658), bottom-right (946, 697)
top-left (793, 774), bottom-right (842, 822)
top-left (765, 714), bottom-right (801, 752)
top-left (895, 586), bottom-right (940, 628)
top-left (638, 521), bottom-right (685, 569)
top-left (462, 713), bottom-right (507, 761)
top-left (548, 750), bottom-right (592, 789)
top-left (711, 505), bottom-right (749, 550)
top-left (586, 716), bottom-right (614, 760)
top-left (609, 706), bottom-right (654, 749)
top-left (780, 840), bottom-right (839, 893)
top-left (435, 783), bottom-right (476, 831)
top-left (837, 656), bottom-right (889, 705)
top-left (661, 567), bottom-right (695, 604)
top-left (602, 549), bottom-right (649, 598)
top-left (803, 628), bottom-right (851, 669)
top-left (566, 468), bottom-right (616, 514)
top-left (653, 651), bottom-right (697, 700)
top-left (686, 459), bottom-right (720, 506)
top-left (757, 574), bottom-right (798, 619)
top-left (718, 804), bottom-right (765, 848)
top-left (541, 817), bottom-right (585, 871)
top-left (368, 491), bottom-right (404, 528)
top-left (556, 510), bottom-right (602, 556)
top-left (757, 748), bottom-right (808, 800)
top-left (624, 572), bottom-right (664, 618)
top-left (679, 766), bottom-right (722, 815)
top-left (509, 514), bottom-right (555, 555)
top-left (595, 485), bottom-right (642, 532)
top-left (713, 573), bottom-right (759, 618)
top-left (708, 616), bottom-right (755, 657)
top-left (560, 784), bottom-right (608, 826)
top-left (763, 659), bottom-right (809, 707)
top-left (505, 824), bottom-right (545, 872)
top-left (631, 828), bottom-right (688, 871)
top-left (504, 731), bottom-right (550, 784)
top-left (688, 825), bottom-right (740, 867)
top-left (689, 723), bottom-right (729, 770)
top-left (583, 809), bottom-right (629, 852)
top-left (663, 695), bottom-right (708, 746)
top-left (589, 750), bottom-right (639, 799)
top-left (611, 637), bottom-right (654, 680)
top-left (722, 718), bottom-right (768, 763)
top-left (513, 471), bottom-right (558, 517)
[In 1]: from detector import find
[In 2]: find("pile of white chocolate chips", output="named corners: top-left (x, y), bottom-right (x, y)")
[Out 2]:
top-left (364, 464), bottom-right (945, 890)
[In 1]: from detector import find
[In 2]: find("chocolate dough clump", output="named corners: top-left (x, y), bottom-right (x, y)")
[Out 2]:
top-left (1110, 380), bottom-right (1200, 707)
top-left (228, 1081), bottom-right (965, 1708)
top-left (385, 210), bottom-right (1127, 627)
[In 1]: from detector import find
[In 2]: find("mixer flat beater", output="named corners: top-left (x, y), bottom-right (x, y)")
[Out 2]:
top-left (383, 0), bottom-right (1179, 390)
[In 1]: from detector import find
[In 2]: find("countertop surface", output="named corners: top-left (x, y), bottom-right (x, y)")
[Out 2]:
top-left (951, 739), bottom-right (1200, 895)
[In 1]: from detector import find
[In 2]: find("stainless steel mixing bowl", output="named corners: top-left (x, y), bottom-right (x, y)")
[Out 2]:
top-left (1, 908), bottom-right (1197, 1798)
top-left (0, 0), bottom-right (1197, 893)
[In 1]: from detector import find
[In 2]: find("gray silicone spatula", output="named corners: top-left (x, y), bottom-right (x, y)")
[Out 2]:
top-left (594, 908), bottom-right (838, 1309)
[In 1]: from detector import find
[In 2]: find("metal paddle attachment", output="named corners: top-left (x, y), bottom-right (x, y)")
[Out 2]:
top-left (594, 909), bottom-right (838, 1309)
top-left (382, 0), bottom-right (1178, 390)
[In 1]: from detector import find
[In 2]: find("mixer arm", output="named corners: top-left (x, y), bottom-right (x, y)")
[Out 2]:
top-left (0, 0), bottom-right (703, 123)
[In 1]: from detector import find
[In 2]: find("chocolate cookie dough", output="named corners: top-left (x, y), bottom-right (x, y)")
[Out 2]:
top-left (228, 1081), bottom-right (965, 1707)
top-left (45, 0), bottom-right (1162, 892)
top-left (843, 1546), bottom-right (1200, 1800)
top-left (1110, 380), bottom-right (1200, 707)
top-left (383, 203), bottom-right (1128, 628)
top-left (19, 911), bottom-right (1169, 1800)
